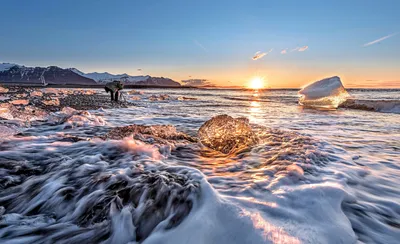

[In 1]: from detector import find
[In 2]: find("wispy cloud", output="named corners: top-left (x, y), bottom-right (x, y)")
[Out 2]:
top-left (281, 48), bottom-right (288, 54)
top-left (290, 46), bottom-right (308, 52)
top-left (363, 33), bottom-right (397, 47)
top-left (291, 47), bottom-right (299, 52)
top-left (194, 40), bottom-right (208, 52)
top-left (252, 49), bottom-right (273, 60)
top-left (298, 46), bottom-right (309, 52)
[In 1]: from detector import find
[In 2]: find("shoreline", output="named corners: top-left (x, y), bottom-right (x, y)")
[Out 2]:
top-left (0, 86), bottom-right (129, 113)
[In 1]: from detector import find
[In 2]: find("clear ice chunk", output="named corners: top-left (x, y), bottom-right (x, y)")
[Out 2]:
top-left (198, 115), bottom-right (258, 154)
top-left (298, 76), bottom-right (349, 109)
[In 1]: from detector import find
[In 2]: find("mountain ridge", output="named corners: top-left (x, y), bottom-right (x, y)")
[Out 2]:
top-left (0, 63), bottom-right (181, 86)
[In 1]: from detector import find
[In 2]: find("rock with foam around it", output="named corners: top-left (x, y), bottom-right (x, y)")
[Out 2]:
top-left (198, 114), bottom-right (258, 154)
top-left (298, 76), bottom-right (349, 108)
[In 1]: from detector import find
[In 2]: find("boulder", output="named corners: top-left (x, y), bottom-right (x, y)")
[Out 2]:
top-left (198, 115), bottom-right (258, 154)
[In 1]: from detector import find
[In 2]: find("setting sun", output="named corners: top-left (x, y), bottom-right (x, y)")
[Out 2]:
top-left (249, 77), bottom-right (265, 89)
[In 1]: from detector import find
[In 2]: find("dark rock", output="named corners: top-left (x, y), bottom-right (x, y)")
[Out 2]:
top-left (102, 124), bottom-right (197, 143)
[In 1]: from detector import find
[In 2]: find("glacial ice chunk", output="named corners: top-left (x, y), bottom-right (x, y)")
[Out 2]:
top-left (198, 115), bottom-right (258, 154)
top-left (298, 76), bottom-right (349, 108)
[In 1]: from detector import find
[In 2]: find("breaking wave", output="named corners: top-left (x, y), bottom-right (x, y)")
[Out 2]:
top-left (340, 99), bottom-right (400, 114)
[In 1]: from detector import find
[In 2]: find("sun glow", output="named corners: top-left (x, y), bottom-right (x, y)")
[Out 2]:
top-left (249, 77), bottom-right (265, 89)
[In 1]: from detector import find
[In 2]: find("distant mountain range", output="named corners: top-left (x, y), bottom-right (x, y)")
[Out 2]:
top-left (0, 63), bottom-right (181, 86)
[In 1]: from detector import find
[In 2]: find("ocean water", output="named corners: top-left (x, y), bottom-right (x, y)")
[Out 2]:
top-left (0, 88), bottom-right (399, 243)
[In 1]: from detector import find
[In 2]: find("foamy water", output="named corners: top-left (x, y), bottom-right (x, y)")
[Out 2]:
top-left (0, 88), bottom-right (399, 243)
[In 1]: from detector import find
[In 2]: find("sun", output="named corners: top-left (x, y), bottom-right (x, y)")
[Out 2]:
top-left (248, 77), bottom-right (265, 89)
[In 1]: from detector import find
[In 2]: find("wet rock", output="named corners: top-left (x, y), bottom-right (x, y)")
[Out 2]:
top-left (30, 91), bottom-right (43, 97)
top-left (0, 95), bottom-right (9, 101)
top-left (59, 136), bottom-right (90, 142)
top-left (60, 94), bottom-right (129, 110)
top-left (130, 96), bottom-right (141, 101)
top-left (42, 98), bottom-right (60, 106)
top-left (0, 103), bottom-right (13, 119)
top-left (177, 96), bottom-right (197, 101)
top-left (127, 90), bottom-right (144, 95)
top-left (42, 88), bottom-right (59, 94)
top-left (149, 94), bottom-right (171, 101)
top-left (102, 124), bottom-right (197, 143)
top-left (0, 86), bottom-right (9, 93)
top-left (10, 99), bottom-right (30, 106)
top-left (198, 114), bottom-right (258, 154)
top-left (16, 93), bottom-right (28, 98)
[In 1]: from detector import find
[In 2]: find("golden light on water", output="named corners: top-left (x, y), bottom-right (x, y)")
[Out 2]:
top-left (249, 77), bottom-right (265, 89)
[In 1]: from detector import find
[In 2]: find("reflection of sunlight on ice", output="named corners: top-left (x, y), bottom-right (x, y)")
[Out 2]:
top-left (241, 209), bottom-right (301, 244)
top-left (299, 89), bottom-right (349, 109)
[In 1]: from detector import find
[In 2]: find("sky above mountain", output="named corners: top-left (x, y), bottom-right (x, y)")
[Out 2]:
top-left (1, 0), bottom-right (399, 88)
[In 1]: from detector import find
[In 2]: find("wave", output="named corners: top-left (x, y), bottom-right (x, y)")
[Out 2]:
top-left (0, 108), bottom-right (398, 243)
top-left (340, 99), bottom-right (400, 114)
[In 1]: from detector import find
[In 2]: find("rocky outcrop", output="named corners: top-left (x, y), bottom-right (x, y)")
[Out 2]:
top-left (1, 63), bottom-right (181, 87)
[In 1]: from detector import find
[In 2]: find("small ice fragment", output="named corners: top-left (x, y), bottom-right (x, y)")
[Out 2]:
top-left (298, 76), bottom-right (349, 108)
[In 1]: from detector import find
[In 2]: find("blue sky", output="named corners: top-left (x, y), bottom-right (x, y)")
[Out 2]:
top-left (1, 0), bottom-right (399, 87)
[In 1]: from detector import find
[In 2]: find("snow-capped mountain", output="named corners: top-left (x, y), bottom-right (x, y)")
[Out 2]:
top-left (69, 69), bottom-right (150, 84)
top-left (0, 64), bottom-right (97, 85)
top-left (0, 63), bottom-right (20, 72)
top-left (0, 63), bottom-right (181, 86)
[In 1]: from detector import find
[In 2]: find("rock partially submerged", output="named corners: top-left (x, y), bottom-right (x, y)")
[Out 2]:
top-left (198, 115), bottom-right (258, 154)
top-left (299, 76), bottom-right (349, 108)
top-left (149, 94), bottom-right (171, 101)
top-left (102, 124), bottom-right (197, 144)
